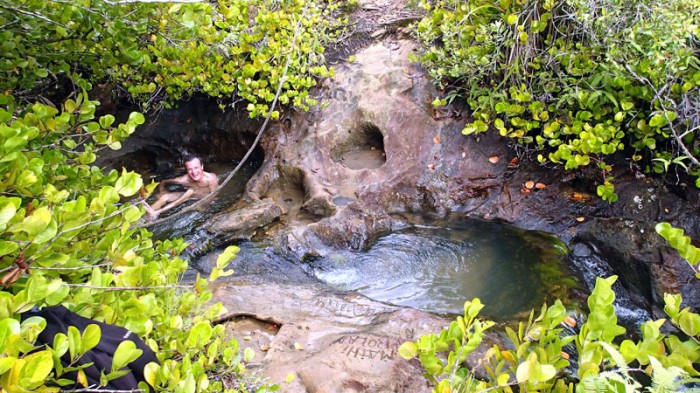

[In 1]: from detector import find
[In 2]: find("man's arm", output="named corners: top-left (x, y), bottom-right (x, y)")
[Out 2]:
top-left (158, 175), bottom-right (188, 192)
top-left (154, 188), bottom-right (195, 215)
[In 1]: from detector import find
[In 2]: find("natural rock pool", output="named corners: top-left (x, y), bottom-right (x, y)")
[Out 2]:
top-left (196, 214), bottom-right (582, 322)
top-left (304, 217), bottom-right (580, 320)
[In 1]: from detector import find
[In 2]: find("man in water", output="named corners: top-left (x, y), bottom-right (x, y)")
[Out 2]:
top-left (143, 154), bottom-right (219, 220)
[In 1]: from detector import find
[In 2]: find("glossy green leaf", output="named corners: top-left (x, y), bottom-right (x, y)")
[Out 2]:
top-left (115, 170), bottom-right (143, 197)
top-left (81, 324), bottom-right (101, 353)
top-left (112, 340), bottom-right (143, 372)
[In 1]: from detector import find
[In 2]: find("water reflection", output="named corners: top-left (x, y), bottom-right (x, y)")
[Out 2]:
top-left (308, 218), bottom-right (579, 320)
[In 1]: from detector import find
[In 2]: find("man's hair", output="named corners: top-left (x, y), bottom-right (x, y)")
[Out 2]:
top-left (182, 154), bottom-right (202, 166)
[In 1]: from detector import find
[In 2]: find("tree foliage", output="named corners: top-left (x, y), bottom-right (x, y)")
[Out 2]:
top-left (412, 0), bottom-right (700, 201)
top-left (1, 0), bottom-right (346, 116)
top-left (0, 91), bottom-right (271, 391)
top-left (401, 276), bottom-right (700, 393)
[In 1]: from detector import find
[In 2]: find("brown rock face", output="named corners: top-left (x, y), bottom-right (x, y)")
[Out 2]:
top-left (211, 280), bottom-right (443, 392)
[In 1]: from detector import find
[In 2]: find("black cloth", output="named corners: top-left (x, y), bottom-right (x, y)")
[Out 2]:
top-left (21, 305), bottom-right (158, 391)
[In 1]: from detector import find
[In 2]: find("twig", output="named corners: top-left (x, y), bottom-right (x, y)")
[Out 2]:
top-left (62, 283), bottom-right (191, 291)
top-left (103, 0), bottom-right (202, 4)
top-left (61, 387), bottom-right (145, 393)
top-left (30, 263), bottom-right (112, 271)
top-left (0, 4), bottom-right (68, 28)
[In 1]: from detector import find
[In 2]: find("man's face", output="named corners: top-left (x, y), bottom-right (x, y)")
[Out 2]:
top-left (185, 158), bottom-right (203, 182)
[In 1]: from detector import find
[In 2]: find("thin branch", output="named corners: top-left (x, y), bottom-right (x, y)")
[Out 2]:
top-left (0, 4), bottom-right (68, 28)
top-left (28, 199), bottom-right (146, 265)
top-left (61, 387), bottom-right (145, 393)
top-left (62, 283), bottom-right (191, 291)
top-left (103, 0), bottom-right (204, 4)
top-left (31, 263), bottom-right (112, 271)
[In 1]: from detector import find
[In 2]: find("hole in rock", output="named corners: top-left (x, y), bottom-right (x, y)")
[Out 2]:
top-left (224, 315), bottom-right (281, 363)
top-left (331, 122), bottom-right (386, 170)
top-left (263, 166), bottom-right (317, 224)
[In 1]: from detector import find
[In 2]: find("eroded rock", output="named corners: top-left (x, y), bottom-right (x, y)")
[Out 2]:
top-left (205, 198), bottom-right (282, 242)
top-left (211, 279), bottom-right (448, 393)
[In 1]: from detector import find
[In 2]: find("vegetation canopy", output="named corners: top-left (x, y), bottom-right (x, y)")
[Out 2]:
top-left (413, 0), bottom-right (700, 202)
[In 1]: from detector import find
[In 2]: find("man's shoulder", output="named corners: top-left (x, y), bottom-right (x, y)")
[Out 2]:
top-left (204, 172), bottom-right (219, 183)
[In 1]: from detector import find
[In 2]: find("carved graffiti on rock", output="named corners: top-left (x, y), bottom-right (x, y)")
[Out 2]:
top-left (315, 297), bottom-right (372, 317)
top-left (337, 335), bottom-right (403, 362)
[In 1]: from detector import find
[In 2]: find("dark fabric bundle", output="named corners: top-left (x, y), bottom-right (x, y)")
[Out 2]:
top-left (21, 305), bottom-right (158, 392)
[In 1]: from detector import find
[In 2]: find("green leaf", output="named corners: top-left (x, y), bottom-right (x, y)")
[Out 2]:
top-left (123, 205), bottom-right (142, 222)
top-left (68, 325), bottom-right (81, 360)
top-left (0, 318), bottom-right (21, 352)
top-left (19, 350), bottom-right (55, 389)
top-left (99, 114), bottom-right (115, 128)
top-left (649, 114), bottom-right (667, 128)
top-left (33, 218), bottom-right (57, 244)
top-left (244, 347), bottom-right (255, 362)
top-left (0, 199), bottom-right (19, 228)
top-left (399, 342), bottom-right (418, 359)
top-left (4, 135), bottom-right (29, 152)
top-left (13, 207), bottom-right (51, 236)
top-left (0, 357), bottom-right (16, 374)
top-left (216, 245), bottom-right (239, 269)
top-left (81, 324), bottom-right (101, 353)
top-left (115, 170), bottom-right (143, 197)
top-left (0, 240), bottom-right (19, 257)
top-left (186, 322), bottom-right (213, 347)
top-left (112, 340), bottom-right (143, 372)
top-left (144, 362), bottom-right (160, 387)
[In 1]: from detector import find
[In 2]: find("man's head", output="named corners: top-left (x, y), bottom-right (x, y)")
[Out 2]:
top-left (183, 154), bottom-right (204, 182)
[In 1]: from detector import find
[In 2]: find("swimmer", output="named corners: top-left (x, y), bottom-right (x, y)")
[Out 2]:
top-left (143, 154), bottom-right (218, 220)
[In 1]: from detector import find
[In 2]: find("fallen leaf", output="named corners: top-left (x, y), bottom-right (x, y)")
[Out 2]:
top-left (488, 156), bottom-right (500, 164)
top-left (563, 316), bottom-right (577, 328)
top-left (520, 187), bottom-right (531, 195)
top-left (524, 181), bottom-right (535, 189)
top-left (427, 164), bottom-right (436, 170)
top-left (575, 216), bottom-right (585, 222)
top-left (294, 342), bottom-right (304, 351)
top-left (260, 344), bottom-right (270, 351)
top-left (508, 157), bottom-right (519, 167)
top-left (433, 136), bottom-right (441, 143)
top-left (535, 182), bottom-right (546, 189)
top-left (570, 192), bottom-right (585, 201)
top-left (560, 351), bottom-right (570, 360)
top-left (243, 336), bottom-right (253, 341)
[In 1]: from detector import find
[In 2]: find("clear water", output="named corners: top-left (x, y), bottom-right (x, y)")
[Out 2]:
top-left (308, 218), bottom-right (578, 320)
